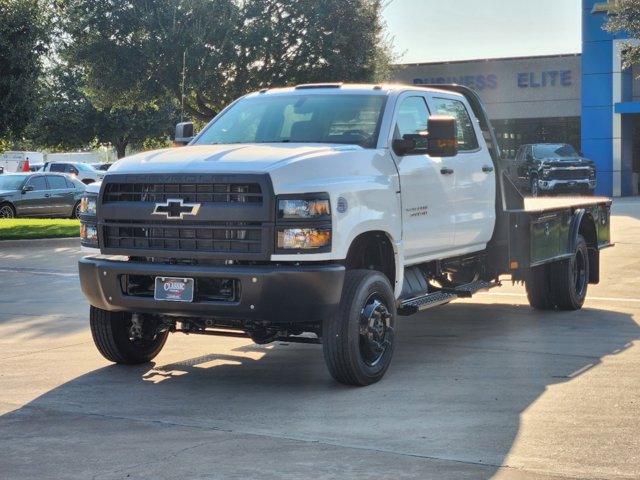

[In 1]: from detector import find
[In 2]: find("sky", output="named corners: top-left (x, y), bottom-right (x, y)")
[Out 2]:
top-left (382, 0), bottom-right (582, 64)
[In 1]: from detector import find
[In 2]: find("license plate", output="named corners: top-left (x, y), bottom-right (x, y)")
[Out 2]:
top-left (154, 277), bottom-right (194, 302)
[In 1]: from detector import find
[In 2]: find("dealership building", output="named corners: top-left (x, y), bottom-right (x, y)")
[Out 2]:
top-left (391, 0), bottom-right (639, 197)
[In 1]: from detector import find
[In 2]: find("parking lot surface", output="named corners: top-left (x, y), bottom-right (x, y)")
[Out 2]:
top-left (0, 198), bottom-right (639, 479)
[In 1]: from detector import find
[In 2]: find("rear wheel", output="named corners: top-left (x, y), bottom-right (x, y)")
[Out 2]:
top-left (71, 201), bottom-right (81, 219)
top-left (322, 270), bottom-right (396, 386)
top-left (90, 306), bottom-right (168, 364)
top-left (0, 203), bottom-right (15, 218)
top-left (551, 234), bottom-right (589, 310)
top-left (525, 263), bottom-right (555, 310)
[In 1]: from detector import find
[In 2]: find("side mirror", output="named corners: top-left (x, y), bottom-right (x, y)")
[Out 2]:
top-left (526, 153), bottom-right (533, 162)
top-left (426, 115), bottom-right (458, 157)
top-left (22, 185), bottom-right (34, 193)
top-left (70, 167), bottom-right (79, 175)
top-left (392, 115), bottom-right (458, 157)
top-left (175, 122), bottom-right (194, 146)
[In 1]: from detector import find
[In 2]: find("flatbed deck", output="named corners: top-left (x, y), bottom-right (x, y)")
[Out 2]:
top-left (520, 196), bottom-right (612, 213)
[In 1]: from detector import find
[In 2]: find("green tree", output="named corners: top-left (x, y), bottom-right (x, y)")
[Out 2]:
top-left (604, 0), bottom-right (640, 70)
top-left (32, 63), bottom-right (179, 158)
top-left (61, 0), bottom-right (395, 122)
top-left (0, 0), bottom-right (52, 140)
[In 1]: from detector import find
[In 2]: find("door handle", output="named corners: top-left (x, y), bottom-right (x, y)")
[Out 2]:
top-left (482, 165), bottom-right (494, 173)
top-left (440, 167), bottom-right (454, 175)
top-left (44, 194), bottom-right (50, 197)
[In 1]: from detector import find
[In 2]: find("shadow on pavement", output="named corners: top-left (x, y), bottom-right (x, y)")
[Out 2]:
top-left (0, 301), bottom-right (637, 479)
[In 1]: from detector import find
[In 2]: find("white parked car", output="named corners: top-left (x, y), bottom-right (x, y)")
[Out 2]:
top-left (42, 162), bottom-right (105, 184)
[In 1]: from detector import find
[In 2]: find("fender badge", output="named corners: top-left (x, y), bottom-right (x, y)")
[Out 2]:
top-left (337, 196), bottom-right (348, 213)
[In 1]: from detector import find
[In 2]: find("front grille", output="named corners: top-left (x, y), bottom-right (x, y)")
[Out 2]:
top-left (98, 174), bottom-right (275, 260)
top-left (104, 220), bottom-right (262, 254)
top-left (548, 169), bottom-right (590, 180)
top-left (104, 182), bottom-right (263, 204)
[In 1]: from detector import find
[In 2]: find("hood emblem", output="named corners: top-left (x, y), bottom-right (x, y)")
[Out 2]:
top-left (152, 198), bottom-right (201, 219)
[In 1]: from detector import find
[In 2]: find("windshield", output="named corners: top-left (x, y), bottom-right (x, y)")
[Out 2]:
top-left (194, 94), bottom-right (387, 148)
top-left (0, 174), bottom-right (29, 190)
top-left (75, 163), bottom-right (97, 171)
top-left (533, 144), bottom-right (578, 159)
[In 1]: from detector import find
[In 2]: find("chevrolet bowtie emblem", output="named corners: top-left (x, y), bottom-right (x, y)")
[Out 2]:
top-left (152, 199), bottom-right (201, 219)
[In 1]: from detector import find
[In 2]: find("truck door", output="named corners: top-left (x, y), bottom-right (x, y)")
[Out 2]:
top-left (429, 95), bottom-right (496, 250)
top-left (390, 95), bottom-right (456, 262)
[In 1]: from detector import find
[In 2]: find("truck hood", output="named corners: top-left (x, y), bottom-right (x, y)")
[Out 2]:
top-left (108, 144), bottom-right (364, 174)
top-left (539, 157), bottom-right (594, 168)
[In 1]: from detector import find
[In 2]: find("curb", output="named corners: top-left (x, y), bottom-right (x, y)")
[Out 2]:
top-left (0, 237), bottom-right (80, 249)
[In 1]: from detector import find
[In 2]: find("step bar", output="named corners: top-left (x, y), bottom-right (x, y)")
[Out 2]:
top-left (398, 280), bottom-right (500, 316)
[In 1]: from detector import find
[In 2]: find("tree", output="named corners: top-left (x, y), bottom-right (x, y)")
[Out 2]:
top-left (604, 0), bottom-right (640, 70)
top-left (0, 0), bottom-right (52, 140)
top-left (31, 63), bottom-right (179, 158)
top-left (61, 0), bottom-right (395, 122)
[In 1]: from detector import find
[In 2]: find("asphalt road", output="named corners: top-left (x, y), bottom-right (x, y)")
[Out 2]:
top-left (0, 199), bottom-right (639, 480)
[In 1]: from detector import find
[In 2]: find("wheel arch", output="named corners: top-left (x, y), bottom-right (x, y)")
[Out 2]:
top-left (345, 231), bottom-right (399, 293)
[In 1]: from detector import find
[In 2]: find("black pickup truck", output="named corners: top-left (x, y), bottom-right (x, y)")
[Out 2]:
top-left (507, 143), bottom-right (596, 196)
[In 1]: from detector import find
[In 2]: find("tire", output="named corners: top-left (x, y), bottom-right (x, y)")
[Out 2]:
top-left (525, 263), bottom-right (555, 310)
top-left (90, 306), bottom-right (168, 364)
top-left (0, 203), bottom-right (16, 218)
top-left (550, 234), bottom-right (589, 310)
top-left (322, 270), bottom-right (396, 386)
top-left (71, 201), bottom-right (81, 219)
top-left (530, 176), bottom-right (539, 197)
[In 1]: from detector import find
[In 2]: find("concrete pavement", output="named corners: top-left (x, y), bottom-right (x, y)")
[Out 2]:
top-left (0, 198), bottom-right (638, 479)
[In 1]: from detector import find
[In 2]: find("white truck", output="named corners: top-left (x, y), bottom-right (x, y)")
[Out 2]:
top-left (78, 84), bottom-right (612, 386)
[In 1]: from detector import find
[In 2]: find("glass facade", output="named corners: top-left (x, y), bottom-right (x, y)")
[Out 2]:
top-left (492, 117), bottom-right (581, 159)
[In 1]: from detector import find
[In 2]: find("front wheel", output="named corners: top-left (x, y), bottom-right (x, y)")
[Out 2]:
top-left (90, 306), bottom-right (169, 364)
top-left (0, 203), bottom-right (15, 218)
top-left (322, 270), bottom-right (396, 386)
top-left (530, 177), bottom-right (539, 197)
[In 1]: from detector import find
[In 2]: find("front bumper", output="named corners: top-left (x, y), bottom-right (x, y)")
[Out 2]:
top-left (79, 257), bottom-right (345, 325)
top-left (537, 178), bottom-right (596, 192)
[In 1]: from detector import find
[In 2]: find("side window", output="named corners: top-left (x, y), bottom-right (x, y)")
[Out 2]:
top-left (26, 176), bottom-right (48, 191)
top-left (48, 176), bottom-right (68, 190)
top-left (64, 177), bottom-right (77, 189)
top-left (49, 164), bottom-right (65, 172)
top-left (432, 97), bottom-right (479, 151)
top-left (394, 96), bottom-right (430, 139)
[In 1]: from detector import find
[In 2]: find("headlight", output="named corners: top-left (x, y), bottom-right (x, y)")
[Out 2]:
top-left (275, 194), bottom-right (331, 253)
top-left (590, 169), bottom-right (596, 180)
top-left (80, 223), bottom-right (99, 246)
top-left (541, 169), bottom-right (550, 179)
top-left (278, 198), bottom-right (330, 219)
top-left (79, 195), bottom-right (97, 216)
top-left (277, 228), bottom-right (331, 250)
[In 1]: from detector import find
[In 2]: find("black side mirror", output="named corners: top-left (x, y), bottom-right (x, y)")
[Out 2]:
top-left (175, 122), bottom-right (195, 146)
top-left (426, 115), bottom-right (457, 157)
top-left (526, 153), bottom-right (533, 162)
top-left (70, 167), bottom-right (79, 175)
top-left (392, 115), bottom-right (458, 158)
top-left (22, 185), bottom-right (34, 193)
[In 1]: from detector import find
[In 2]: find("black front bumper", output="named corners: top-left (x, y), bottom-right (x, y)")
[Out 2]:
top-left (79, 257), bottom-right (345, 325)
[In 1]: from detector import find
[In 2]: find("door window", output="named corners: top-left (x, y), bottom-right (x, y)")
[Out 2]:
top-left (49, 164), bottom-right (65, 172)
top-left (48, 176), bottom-right (68, 190)
top-left (394, 97), bottom-right (430, 139)
top-left (26, 176), bottom-right (48, 191)
top-left (433, 97), bottom-right (479, 151)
